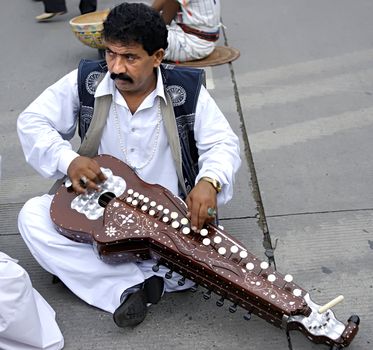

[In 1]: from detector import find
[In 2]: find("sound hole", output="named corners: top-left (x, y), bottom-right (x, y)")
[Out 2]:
top-left (98, 192), bottom-right (116, 208)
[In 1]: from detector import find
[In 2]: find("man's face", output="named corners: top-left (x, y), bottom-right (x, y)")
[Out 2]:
top-left (105, 40), bottom-right (164, 97)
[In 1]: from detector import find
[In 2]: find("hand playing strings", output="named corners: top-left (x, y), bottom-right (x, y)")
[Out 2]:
top-left (67, 156), bottom-right (107, 194)
top-left (185, 180), bottom-right (217, 231)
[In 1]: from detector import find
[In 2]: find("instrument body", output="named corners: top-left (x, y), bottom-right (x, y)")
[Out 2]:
top-left (50, 154), bottom-right (359, 348)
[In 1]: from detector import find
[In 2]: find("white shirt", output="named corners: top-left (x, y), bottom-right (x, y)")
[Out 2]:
top-left (176, 0), bottom-right (221, 32)
top-left (17, 67), bottom-right (240, 205)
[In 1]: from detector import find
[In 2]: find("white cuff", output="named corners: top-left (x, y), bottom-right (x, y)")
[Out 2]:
top-left (58, 150), bottom-right (80, 175)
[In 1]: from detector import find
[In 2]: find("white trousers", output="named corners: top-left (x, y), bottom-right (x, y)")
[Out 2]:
top-left (164, 21), bottom-right (216, 62)
top-left (0, 252), bottom-right (64, 350)
top-left (18, 194), bottom-right (194, 314)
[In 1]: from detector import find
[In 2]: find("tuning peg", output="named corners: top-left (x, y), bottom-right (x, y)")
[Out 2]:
top-left (318, 295), bottom-right (344, 314)
top-left (189, 284), bottom-right (198, 293)
top-left (348, 315), bottom-right (360, 325)
top-left (152, 262), bottom-right (160, 272)
top-left (178, 277), bottom-right (186, 286)
top-left (229, 303), bottom-right (238, 313)
top-left (243, 312), bottom-right (252, 321)
top-left (165, 270), bottom-right (173, 279)
top-left (203, 290), bottom-right (212, 300)
top-left (216, 297), bottom-right (224, 307)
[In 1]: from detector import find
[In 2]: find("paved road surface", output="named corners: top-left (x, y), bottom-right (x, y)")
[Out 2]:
top-left (0, 0), bottom-right (372, 349)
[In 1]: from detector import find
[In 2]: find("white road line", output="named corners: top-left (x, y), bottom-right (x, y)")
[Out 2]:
top-left (205, 66), bottom-right (215, 90)
top-left (240, 67), bottom-right (373, 110)
top-left (249, 107), bottom-right (373, 152)
top-left (217, 48), bottom-right (373, 87)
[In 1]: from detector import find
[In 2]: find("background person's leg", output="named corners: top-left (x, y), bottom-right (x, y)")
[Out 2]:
top-left (43, 0), bottom-right (67, 13)
top-left (79, 0), bottom-right (97, 14)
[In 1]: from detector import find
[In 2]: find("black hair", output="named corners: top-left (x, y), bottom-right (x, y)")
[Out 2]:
top-left (103, 2), bottom-right (168, 55)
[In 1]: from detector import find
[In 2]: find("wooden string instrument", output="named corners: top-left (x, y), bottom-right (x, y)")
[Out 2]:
top-left (50, 155), bottom-right (359, 349)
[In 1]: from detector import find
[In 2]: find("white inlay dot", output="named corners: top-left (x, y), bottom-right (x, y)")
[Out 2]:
top-left (218, 247), bottom-right (226, 255)
top-left (293, 289), bottom-right (302, 297)
top-left (284, 274), bottom-right (293, 283)
top-left (213, 236), bottom-right (222, 244)
top-left (230, 245), bottom-right (239, 254)
top-left (202, 238), bottom-right (211, 246)
top-left (171, 221), bottom-right (180, 229)
top-left (246, 262), bottom-right (255, 270)
top-left (200, 228), bottom-right (208, 237)
top-left (268, 274), bottom-right (276, 283)
top-left (239, 251), bottom-right (248, 259)
top-left (180, 218), bottom-right (189, 225)
top-left (260, 261), bottom-right (269, 270)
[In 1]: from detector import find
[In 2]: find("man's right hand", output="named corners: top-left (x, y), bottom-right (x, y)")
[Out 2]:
top-left (67, 156), bottom-right (107, 194)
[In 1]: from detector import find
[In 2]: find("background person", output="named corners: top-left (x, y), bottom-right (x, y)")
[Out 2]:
top-left (152, 0), bottom-right (221, 62)
top-left (0, 252), bottom-right (64, 350)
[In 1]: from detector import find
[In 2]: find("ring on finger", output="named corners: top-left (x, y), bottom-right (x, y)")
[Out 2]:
top-left (80, 175), bottom-right (88, 186)
top-left (207, 207), bottom-right (217, 217)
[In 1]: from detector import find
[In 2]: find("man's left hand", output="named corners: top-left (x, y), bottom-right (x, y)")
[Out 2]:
top-left (185, 181), bottom-right (217, 231)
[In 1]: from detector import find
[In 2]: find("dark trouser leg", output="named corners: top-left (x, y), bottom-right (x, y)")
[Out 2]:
top-left (43, 0), bottom-right (67, 13)
top-left (79, 0), bottom-right (97, 14)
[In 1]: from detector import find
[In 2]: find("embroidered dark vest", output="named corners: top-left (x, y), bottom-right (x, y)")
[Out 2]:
top-left (77, 59), bottom-right (205, 195)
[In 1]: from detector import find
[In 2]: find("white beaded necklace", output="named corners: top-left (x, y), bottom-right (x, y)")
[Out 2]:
top-left (112, 97), bottom-right (162, 172)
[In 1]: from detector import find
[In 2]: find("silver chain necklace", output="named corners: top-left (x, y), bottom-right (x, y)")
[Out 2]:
top-left (112, 98), bottom-right (162, 172)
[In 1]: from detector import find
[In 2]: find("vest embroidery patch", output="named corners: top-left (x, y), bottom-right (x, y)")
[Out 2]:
top-left (85, 71), bottom-right (102, 95)
top-left (79, 106), bottom-right (94, 136)
top-left (166, 85), bottom-right (187, 106)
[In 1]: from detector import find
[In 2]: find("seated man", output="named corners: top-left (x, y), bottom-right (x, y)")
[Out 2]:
top-left (17, 2), bottom-right (240, 328)
top-left (152, 0), bottom-right (221, 62)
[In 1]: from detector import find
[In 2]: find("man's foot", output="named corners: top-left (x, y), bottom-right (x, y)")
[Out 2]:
top-left (143, 275), bottom-right (164, 304)
top-left (35, 11), bottom-right (66, 22)
top-left (113, 289), bottom-right (147, 327)
top-left (113, 276), bottom-right (164, 327)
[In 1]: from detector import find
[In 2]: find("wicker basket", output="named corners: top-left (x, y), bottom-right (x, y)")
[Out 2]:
top-left (69, 9), bottom-right (109, 49)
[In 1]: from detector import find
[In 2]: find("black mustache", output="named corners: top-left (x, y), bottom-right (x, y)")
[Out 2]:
top-left (110, 72), bottom-right (133, 83)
